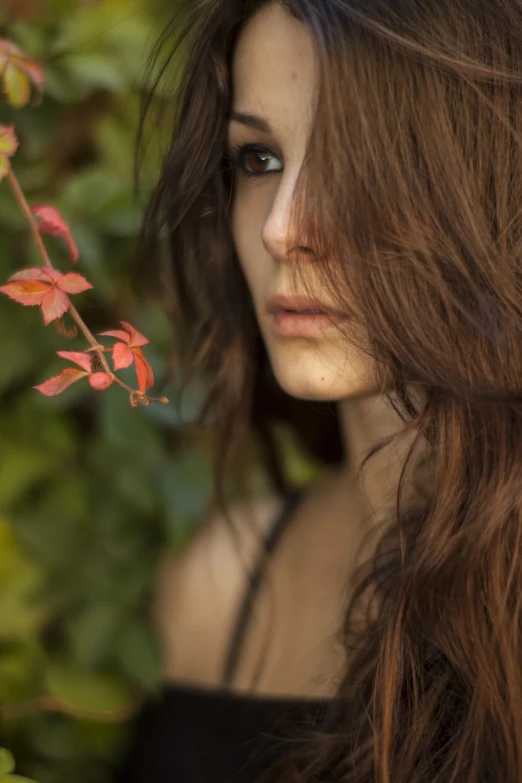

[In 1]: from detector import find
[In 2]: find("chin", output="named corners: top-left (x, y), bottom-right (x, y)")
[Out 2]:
top-left (270, 360), bottom-right (365, 402)
top-left (267, 344), bottom-right (379, 403)
top-left (276, 374), bottom-right (341, 401)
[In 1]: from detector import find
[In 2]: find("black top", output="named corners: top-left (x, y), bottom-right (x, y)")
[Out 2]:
top-left (113, 489), bottom-right (343, 783)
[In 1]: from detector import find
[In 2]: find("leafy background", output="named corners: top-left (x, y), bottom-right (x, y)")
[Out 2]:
top-left (0, 2), bottom-right (319, 782)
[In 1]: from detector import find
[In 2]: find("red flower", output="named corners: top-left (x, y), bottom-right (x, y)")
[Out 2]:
top-left (0, 267), bottom-right (92, 324)
top-left (34, 351), bottom-right (113, 397)
top-left (99, 321), bottom-right (154, 394)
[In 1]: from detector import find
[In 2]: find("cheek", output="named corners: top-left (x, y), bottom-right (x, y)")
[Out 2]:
top-left (231, 188), bottom-right (268, 291)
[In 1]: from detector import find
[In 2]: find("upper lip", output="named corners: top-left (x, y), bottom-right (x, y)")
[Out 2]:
top-left (266, 294), bottom-right (344, 316)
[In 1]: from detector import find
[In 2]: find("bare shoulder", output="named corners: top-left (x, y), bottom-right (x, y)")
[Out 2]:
top-left (152, 493), bottom-right (285, 686)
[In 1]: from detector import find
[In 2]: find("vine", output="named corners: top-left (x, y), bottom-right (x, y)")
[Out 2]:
top-left (0, 39), bottom-right (168, 409)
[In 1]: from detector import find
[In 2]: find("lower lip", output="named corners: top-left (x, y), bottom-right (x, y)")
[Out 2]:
top-left (270, 311), bottom-right (348, 338)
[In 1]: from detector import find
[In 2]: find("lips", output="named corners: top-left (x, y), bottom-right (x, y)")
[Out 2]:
top-left (266, 294), bottom-right (341, 317)
top-left (266, 294), bottom-right (349, 338)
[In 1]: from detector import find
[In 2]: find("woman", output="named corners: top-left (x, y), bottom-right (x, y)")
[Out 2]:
top-left (116, 0), bottom-right (522, 781)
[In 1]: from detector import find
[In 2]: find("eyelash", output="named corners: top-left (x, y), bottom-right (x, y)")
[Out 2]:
top-left (227, 143), bottom-right (283, 178)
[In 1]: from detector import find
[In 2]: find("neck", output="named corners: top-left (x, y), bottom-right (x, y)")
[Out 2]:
top-left (334, 389), bottom-right (426, 520)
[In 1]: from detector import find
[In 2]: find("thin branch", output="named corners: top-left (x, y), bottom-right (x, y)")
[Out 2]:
top-left (6, 162), bottom-right (168, 407)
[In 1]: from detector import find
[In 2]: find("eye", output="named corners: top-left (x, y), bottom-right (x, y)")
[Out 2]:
top-left (228, 144), bottom-right (283, 177)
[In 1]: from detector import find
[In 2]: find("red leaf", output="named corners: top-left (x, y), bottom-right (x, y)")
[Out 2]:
top-left (34, 367), bottom-right (88, 396)
top-left (112, 342), bottom-right (134, 371)
top-left (31, 205), bottom-right (79, 262)
top-left (98, 329), bottom-right (130, 344)
top-left (132, 347), bottom-right (154, 393)
top-left (58, 272), bottom-right (92, 294)
top-left (0, 279), bottom-right (49, 305)
top-left (46, 269), bottom-right (64, 283)
top-left (41, 287), bottom-right (70, 324)
top-left (89, 372), bottom-right (113, 391)
top-left (8, 267), bottom-right (55, 283)
top-left (99, 322), bottom-right (153, 392)
top-left (120, 320), bottom-right (149, 347)
top-left (56, 350), bottom-right (92, 373)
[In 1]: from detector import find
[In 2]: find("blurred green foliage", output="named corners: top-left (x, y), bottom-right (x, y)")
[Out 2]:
top-left (0, 2), bottom-right (319, 782)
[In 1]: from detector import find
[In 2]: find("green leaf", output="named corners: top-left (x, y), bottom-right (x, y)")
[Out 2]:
top-left (30, 718), bottom-right (83, 762)
top-left (61, 53), bottom-right (127, 94)
top-left (91, 193), bottom-right (142, 236)
top-left (3, 22), bottom-right (48, 62)
top-left (99, 383), bottom-right (161, 458)
top-left (3, 64), bottom-right (31, 109)
top-left (14, 477), bottom-right (90, 566)
top-left (2, 776), bottom-right (39, 782)
top-left (0, 748), bottom-right (15, 778)
top-left (44, 659), bottom-right (133, 717)
top-left (0, 447), bottom-right (57, 511)
top-left (0, 639), bottom-right (44, 705)
top-left (115, 620), bottom-right (162, 690)
top-left (68, 603), bottom-right (121, 670)
top-left (0, 125), bottom-right (17, 156)
top-left (0, 519), bottom-right (47, 640)
top-left (156, 448), bottom-right (211, 541)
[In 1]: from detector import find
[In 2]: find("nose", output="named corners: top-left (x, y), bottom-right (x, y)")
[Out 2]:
top-left (261, 171), bottom-right (315, 262)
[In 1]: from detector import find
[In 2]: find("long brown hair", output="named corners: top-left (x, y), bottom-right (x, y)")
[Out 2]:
top-left (136, 0), bottom-right (522, 780)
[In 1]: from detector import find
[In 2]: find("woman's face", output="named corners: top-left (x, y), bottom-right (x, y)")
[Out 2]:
top-left (229, 2), bottom-right (378, 402)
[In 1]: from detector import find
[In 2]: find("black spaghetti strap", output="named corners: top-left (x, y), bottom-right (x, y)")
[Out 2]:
top-left (220, 487), bottom-right (305, 688)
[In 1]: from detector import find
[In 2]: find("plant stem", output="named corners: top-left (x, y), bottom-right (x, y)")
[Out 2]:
top-left (0, 694), bottom-right (140, 723)
top-left (7, 164), bottom-right (53, 269)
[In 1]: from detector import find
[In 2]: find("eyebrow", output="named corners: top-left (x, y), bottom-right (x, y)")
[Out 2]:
top-left (229, 110), bottom-right (272, 134)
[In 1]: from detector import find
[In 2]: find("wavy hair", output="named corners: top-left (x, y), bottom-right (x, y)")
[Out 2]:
top-left (136, 0), bottom-right (522, 780)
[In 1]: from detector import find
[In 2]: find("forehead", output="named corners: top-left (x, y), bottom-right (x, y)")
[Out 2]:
top-left (231, 3), bottom-right (317, 120)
